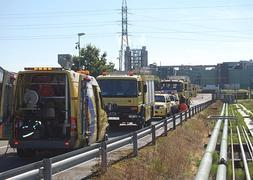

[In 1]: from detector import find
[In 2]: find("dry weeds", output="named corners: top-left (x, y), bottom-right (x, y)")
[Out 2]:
top-left (95, 101), bottom-right (222, 180)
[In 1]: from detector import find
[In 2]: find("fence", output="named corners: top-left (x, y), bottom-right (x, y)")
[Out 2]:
top-left (0, 100), bottom-right (213, 180)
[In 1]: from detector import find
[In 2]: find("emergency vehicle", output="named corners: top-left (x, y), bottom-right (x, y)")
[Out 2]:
top-left (97, 72), bottom-right (155, 128)
top-left (0, 67), bottom-right (15, 140)
top-left (154, 94), bottom-right (171, 118)
top-left (161, 76), bottom-right (191, 114)
top-left (10, 67), bottom-right (108, 157)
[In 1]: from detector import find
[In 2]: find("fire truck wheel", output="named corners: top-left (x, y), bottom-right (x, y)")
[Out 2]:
top-left (109, 122), bottom-right (120, 129)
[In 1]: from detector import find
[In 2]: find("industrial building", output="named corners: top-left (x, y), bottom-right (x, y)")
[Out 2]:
top-left (150, 60), bottom-right (253, 89)
top-left (124, 46), bottom-right (148, 71)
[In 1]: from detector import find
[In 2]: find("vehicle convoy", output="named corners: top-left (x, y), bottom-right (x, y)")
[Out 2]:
top-left (154, 94), bottom-right (171, 118)
top-left (97, 73), bottom-right (155, 128)
top-left (0, 66), bottom-right (15, 140)
top-left (10, 67), bottom-right (108, 157)
top-left (160, 76), bottom-right (191, 112)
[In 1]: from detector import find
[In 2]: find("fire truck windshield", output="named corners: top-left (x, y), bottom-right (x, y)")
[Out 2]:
top-left (161, 82), bottom-right (183, 92)
top-left (155, 95), bottom-right (165, 102)
top-left (98, 79), bottom-right (138, 97)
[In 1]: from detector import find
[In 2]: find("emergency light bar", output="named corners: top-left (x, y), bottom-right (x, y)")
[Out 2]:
top-left (77, 70), bottom-right (90, 75)
top-left (24, 67), bottom-right (62, 71)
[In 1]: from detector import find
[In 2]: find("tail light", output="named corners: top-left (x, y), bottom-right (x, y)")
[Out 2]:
top-left (70, 117), bottom-right (77, 137)
top-left (64, 140), bottom-right (70, 147)
top-left (14, 139), bottom-right (20, 145)
top-left (15, 116), bottom-right (23, 138)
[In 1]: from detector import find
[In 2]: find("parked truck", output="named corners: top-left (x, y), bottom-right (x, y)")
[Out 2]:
top-left (160, 76), bottom-right (191, 112)
top-left (10, 67), bottom-right (108, 157)
top-left (97, 72), bottom-right (155, 128)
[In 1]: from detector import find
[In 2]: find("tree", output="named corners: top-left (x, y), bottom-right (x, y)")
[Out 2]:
top-left (72, 44), bottom-right (115, 77)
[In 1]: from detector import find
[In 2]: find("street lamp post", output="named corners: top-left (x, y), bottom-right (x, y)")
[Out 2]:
top-left (76, 33), bottom-right (85, 70)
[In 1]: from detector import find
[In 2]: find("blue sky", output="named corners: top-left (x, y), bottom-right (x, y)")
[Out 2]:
top-left (1, 0), bottom-right (253, 72)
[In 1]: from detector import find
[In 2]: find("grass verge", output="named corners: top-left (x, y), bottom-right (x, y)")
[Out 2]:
top-left (93, 101), bottom-right (222, 180)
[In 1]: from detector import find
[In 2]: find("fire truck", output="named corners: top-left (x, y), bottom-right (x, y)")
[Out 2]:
top-left (97, 72), bottom-right (155, 128)
top-left (160, 76), bottom-right (191, 111)
top-left (10, 67), bottom-right (108, 157)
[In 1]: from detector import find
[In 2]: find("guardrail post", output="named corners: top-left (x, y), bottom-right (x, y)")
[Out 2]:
top-left (180, 112), bottom-right (183, 126)
top-left (163, 119), bottom-right (167, 136)
top-left (152, 125), bottom-right (156, 145)
top-left (173, 115), bottom-right (176, 130)
top-left (188, 108), bottom-right (191, 119)
top-left (43, 158), bottom-right (52, 180)
top-left (194, 106), bottom-right (197, 115)
top-left (185, 111), bottom-right (187, 121)
top-left (101, 141), bottom-right (107, 172)
top-left (133, 132), bottom-right (138, 157)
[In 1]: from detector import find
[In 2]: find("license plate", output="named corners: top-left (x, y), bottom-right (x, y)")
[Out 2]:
top-left (108, 117), bottom-right (120, 121)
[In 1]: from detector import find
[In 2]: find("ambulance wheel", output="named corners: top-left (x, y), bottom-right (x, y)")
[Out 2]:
top-left (137, 114), bottom-right (145, 128)
top-left (17, 148), bottom-right (35, 158)
top-left (103, 126), bottom-right (109, 141)
top-left (137, 121), bottom-right (145, 129)
top-left (145, 120), bottom-right (151, 127)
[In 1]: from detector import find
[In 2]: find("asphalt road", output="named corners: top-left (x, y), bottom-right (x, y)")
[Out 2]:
top-left (0, 93), bottom-right (212, 174)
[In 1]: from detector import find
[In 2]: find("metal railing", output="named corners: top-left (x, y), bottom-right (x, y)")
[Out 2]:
top-left (0, 100), bottom-right (213, 180)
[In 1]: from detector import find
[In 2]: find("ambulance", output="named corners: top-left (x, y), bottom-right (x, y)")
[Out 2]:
top-left (10, 67), bottom-right (108, 157)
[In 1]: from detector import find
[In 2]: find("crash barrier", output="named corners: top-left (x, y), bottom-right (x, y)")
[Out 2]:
top-left (0, 100), bottom-right (213, 180)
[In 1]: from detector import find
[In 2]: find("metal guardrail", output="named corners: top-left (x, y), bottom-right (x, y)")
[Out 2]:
top-left (0, 100), bottom-right (213, 180)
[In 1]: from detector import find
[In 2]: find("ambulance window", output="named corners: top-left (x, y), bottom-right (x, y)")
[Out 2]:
top-left (92, 85), bottom-right (99, 114)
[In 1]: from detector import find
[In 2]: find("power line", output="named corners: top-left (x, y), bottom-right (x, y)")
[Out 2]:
top-left (1, 29), bottom-right (252, 41)
top-left (1, 3), bottom-right (251, 17)
top-left (0, 33), bottom-right (118, 40)
top-left (1, 22), bottom-right (118, 30)
top-left (129, 4), bottom-right (253, 11)
top-left (130, 35), bottom-right (253, 43)
top-left (0, 9), bottom-right (118, 17)
top-left (130, 14), bottom-right (253, 23)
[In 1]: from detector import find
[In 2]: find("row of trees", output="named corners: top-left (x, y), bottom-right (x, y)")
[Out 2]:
top-left (71, 44), bottom-right (115, 77)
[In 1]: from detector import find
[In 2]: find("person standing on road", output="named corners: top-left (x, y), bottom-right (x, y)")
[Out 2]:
top-left (179, 94), bottom-right (188, 111)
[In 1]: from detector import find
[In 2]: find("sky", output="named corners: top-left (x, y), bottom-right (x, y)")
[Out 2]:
top-left (1, 0), bottom-right (253, 72)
